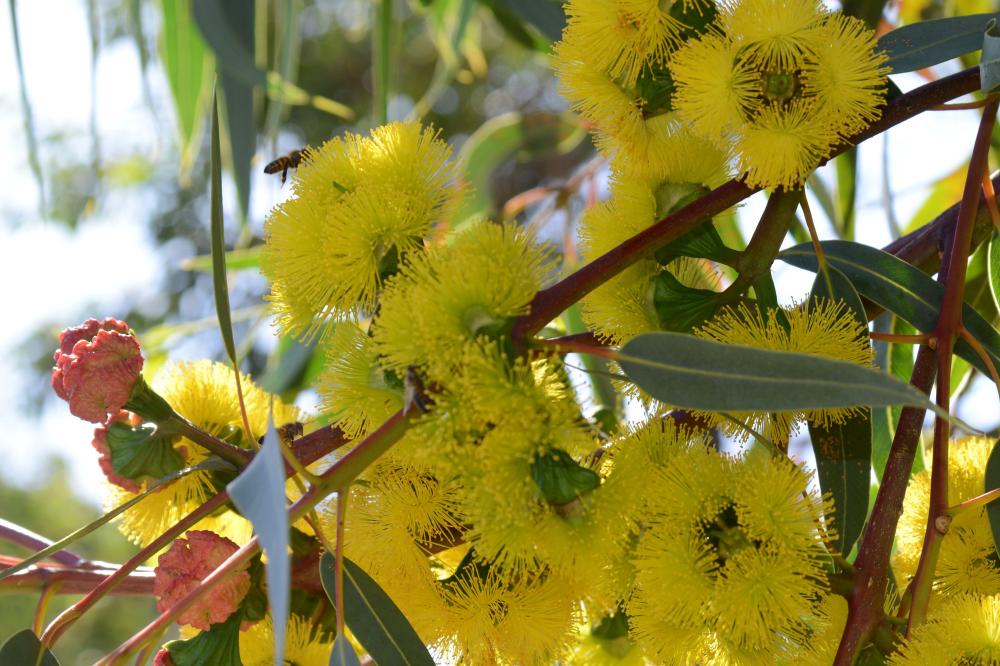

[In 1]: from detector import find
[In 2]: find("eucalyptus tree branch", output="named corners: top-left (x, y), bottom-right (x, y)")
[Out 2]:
top-left (0, 520), bottom-right (85, 568)
top-left (0, 555), bottom-right (154, 596)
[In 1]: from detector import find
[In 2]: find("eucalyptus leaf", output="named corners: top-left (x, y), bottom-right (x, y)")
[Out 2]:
top-left (878, 12), bottom-right (999, 74)
top-left (319, 553), bottom-right (435, 666)
top-left (989, 231), bottom-right (1000, 313)
top-left (489, 0), bottom-right (565, 42)
top-left (779, 240), bottom-right (1000, 383)
top-left (617, 332), bottom-right (950, 420)
top-left (0, 630), bottom-right (59, 666)
top-left (986, 439), bottom-right (1000, 559)
top-left (209, 96), bottom-right (238, 365)
top-left (808, 267), bottom-right (871, 557)
top-left (163, 612), bottom-right (242, 666)
top-left (228, 422), bottom-right (290, 666)
top-left (982, 19), bottom-right (1000, 93)
top-left (330, 634), bottom-right (362, 666)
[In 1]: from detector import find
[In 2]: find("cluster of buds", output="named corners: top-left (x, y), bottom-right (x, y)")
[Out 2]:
top-left (51, 318), bottom-right (144, 424)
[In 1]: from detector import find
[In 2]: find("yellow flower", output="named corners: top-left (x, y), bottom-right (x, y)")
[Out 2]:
top-left (262, 121), bottom-right (461, 339)
top-left (670, 2), bottom-right (888, 188)
top-left (373, 221), bottom-right (555, 382)
top-left (894, 436), bottom-right (1000, 598)
top-left (239, 614), bottom-right (333, 666)
top-left (318, 322), bottom-right (404, 439)
top-left (629, 444), bottom-right (829, 659)
top-left (108, 360), bottom-right (298, 546)
top-left (891, 594), bottom-right (1000, 665)
top-left (692, 299), bottom-right (873, 443)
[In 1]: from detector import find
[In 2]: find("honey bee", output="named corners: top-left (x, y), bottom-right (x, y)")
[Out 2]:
top-left (263, 148), bottom-right (308, 184)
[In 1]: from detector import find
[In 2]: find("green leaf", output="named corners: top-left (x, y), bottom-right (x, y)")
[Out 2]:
top-left (808, 267), bottom-right (871, 556)
top-left (835, 149), bottom-right (857, 240)
top-left (779, 240), bottom-right (1000, 383)
top-left (330, 634), bottom-right (363, 666)
top-left (653, 219), bottom-right (737, 266)
top-left (650, 272), bottom-right (723, 332)
top-left (260, 335), bottom-right (320, 395)
top-left (194, 0), bottom-right (256, 222)
top-left (531, 449), bottom-right (600, 505)
top-left (488, 0), bottom-right (565, 42)
top-left (263, 0), bottom-right (303, 144)
top-left (163, 612), bottom-right (242, 666)
top-left (106, 421), bottom-right (185, 480)
top-left (871, 315), bottom-right (924, 480)
top-left (319, 554), bottom-right (435, 666)
top-left (158, 0), bottom-right (213, 177)
top-left (209, 95), bottom-right (238, 366)
top-left (479, 0), bottom-right (548, 51)
top-left (986, 439), bottom-right (1000, 559)
top-left (0, 630), bottom-right (59, 666)
top-left (878, 12), bottom-right (999, 74)
top-left (228, 422), bottom-right (290, 666)
top-left (989, 231), bottom-right (1000, 313)
top-left (618, 332), bottom-right (949, 418)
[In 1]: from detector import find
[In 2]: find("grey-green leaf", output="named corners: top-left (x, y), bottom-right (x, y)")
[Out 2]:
top-left (808, 267), bottom-right (872, 556)
top-left (779, 240), bottom-right (1000, 383)
top-left (209, 95), bottom-right (238, 365)
top-left (982, 19), bottom-right (1000, 93)
top-left (878, 13), bottom-right (999, 74)
top-left (228, 422), bottom-right (290, 666)
top-left (330, 634), bottom-right (362, 666)
top-left (618, 332), bottom-right (946, 418)
top-left (319, 553), bottom-right (435, 666)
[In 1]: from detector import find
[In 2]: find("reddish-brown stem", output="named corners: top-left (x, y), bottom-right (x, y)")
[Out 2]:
top-left (98, 537), bottom-right (260, 664)
top-left (168, 415), bottom-right (252, 466)
top-left (981, 170), bottom-right (1000, 233)
top-left (946, 485), bottom-right (1000, 517)
top-left (510, 66), bottom-right (980, 341)
top-left (39, 490), bottom-right (230, 648)
top-left (530, 337), bottom-right (617, 359)
top-left (834, 344), bottom-right (937, 663)
top-left (959, 327), bottom-right (1000, 394)
top-left (907, 95), bottom-right (1000, 632)
top-left (930, 99), bottom-right (995, 110)
top-left (0, 555), bottom-right (155, 596)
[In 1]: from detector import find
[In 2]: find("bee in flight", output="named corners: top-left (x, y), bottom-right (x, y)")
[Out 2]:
top-left (264, 148), bottom-right (308, 184)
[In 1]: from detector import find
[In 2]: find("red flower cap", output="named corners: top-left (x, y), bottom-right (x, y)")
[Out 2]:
top-left (91, 411), bottom-right (142, 493)
top-left (52, 319), bottom-right (143, 424)
top-left (153, 531), bottom-right (251, 631)
top-left (153, 649), bottom-right (175, 666)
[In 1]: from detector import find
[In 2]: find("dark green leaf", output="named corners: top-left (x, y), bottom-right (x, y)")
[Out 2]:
top-left (319, 554), bottom-right (435, 666)
top-left (0, 630), bottom-right (59, 666)
top-left (479, 0), bottom-right (547, 50)
top-left (878, 13), bottom-right (999, 74)
top-left (986, 439), bottom-right (1000, 558)
top-left (871, 315), bottom-right (924, 480)
top-left (489, 0), bottom-right (565, 42)
top-left (618, 332), bottom-right (947, 417)
top-left (531, 449), bottom-right (600, 505)
top-left (228, 422), bottom-right (290, 665)
top-left (651, 272), bottom-right (723, 332)
top-left (163, 612), bottom-right (242, 666)
top-left (330, 634), bottom-right (362, 666)
top-left (260, 335), bottom-right (319, 395)
top-left (834, 149), bottom-right (857, 240)
top-left (209, 96), bottom-right (238, 365)
top-left (653, 219), bottom-right (737, 266)
top-left (158, 0), bottom-right (213, 175)
top-left (779, 240), bottom-right (1000, 383)
top-left (989, 231), bottom-right (1000, 313)
top-left (106, 421), bottom-right (185, 480)
top-left (808, 267), bottom-right (871, 556)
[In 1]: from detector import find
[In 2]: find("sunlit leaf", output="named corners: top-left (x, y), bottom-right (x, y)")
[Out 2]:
top-left (878, 12), bottom-right (999, 74)
top-left (228, 422), bottom-right (290, 666)
top-left (319, 553), bottom-right (435, 665)
top-left (989, 231), bottom-right (1000, 313)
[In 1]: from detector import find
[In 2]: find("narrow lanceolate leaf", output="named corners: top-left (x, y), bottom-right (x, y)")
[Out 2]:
top-left (779, 240), bottom-right (1000, 383)
top-left (228, 422), bottom-right (290, 666)
top-left (489, 0), bottom-right (565, 42)
top-left (877, 12), bottom-right (999, 74)
top-left (618, 332), bottom-right (947, 418)
top-left (330, 634), bottom-right (362, 666)
top-left (158, 0), bottom-right (213, 176)
top-left (989, 231), bottom-right (1000, 313)
top-left (0, 630), bottom-right (59, 666)
top-left (808, 267), bottom-right (871, 557)
top-left (209, 96), bottom-right (237, 364)
top-left (319, 553), bottom-right (435, 666)
top-left (985, 439), bottom-right (1000, 558)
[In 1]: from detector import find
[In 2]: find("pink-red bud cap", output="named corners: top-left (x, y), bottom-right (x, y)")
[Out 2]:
top-left (153, 531), bottom-right (251, 631)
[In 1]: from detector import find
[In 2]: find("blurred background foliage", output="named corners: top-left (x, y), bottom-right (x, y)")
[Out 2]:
top-left (1, 0), bottom-right (582, 661)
